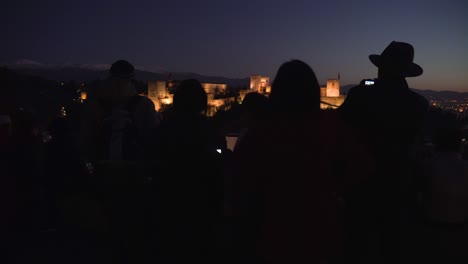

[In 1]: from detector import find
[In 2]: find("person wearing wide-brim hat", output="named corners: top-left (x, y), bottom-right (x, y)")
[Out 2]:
top-left (339, 42), bottom-right (429, 264)
top-left (369, 41), bottom-right (423, 78)
top-left (339, 41), bottom-right (429, 128)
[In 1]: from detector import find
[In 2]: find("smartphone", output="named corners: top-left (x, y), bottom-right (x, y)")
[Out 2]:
top-left (226, 135), bottom-right (239, 152)
top-left (365, 80), bottom-right (375, 86)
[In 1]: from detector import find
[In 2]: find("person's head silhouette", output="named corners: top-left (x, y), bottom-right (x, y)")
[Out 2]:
top-left (99, 60), bottom-right (136, 98)
top-left (270, 60), bottom-right (320, 113)
top-left (173, 79), bottom-right (207, 115)
top-left (370, 41), bottom-right (423, 79)
top-left (242, 92), bottom-right (270, 119)
top-left (110, 60), bottom-right (135, 80)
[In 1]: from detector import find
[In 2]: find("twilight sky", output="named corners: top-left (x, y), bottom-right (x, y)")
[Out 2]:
top-left (1, 0), bottom-right (467, 91)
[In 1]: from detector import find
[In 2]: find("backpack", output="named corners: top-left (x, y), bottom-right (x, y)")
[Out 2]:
top-left (97, 96), bottom-right (142, 161)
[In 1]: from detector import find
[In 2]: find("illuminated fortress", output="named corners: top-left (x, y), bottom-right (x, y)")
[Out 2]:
top-left (242, 74), bottom-right (345, 109)
top-left (146, 74), bottom-right (345, 115)
top-left (146, 80), bottom-right (234, 116)
top-left (319, 77), bottom-right (345, 109)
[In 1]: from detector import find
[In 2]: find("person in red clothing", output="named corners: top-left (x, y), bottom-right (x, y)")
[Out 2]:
top-left (228, 60), bottom-right (372, 264)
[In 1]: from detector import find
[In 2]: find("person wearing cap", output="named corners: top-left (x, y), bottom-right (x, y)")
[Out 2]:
top-left (339, 42), bottom-right (429, 263)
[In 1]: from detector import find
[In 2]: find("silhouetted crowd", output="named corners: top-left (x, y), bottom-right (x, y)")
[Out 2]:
top-left (1, 42), bottom-right (468, 264)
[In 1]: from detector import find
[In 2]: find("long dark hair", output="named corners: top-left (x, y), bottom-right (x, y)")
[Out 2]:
top-left (270, 60), bottom-right (320, 113)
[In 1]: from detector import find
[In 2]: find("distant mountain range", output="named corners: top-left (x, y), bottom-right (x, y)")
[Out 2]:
top-left (2, 59), bottom-right (250, 88)
top-left (3, 59), bottom-right (468, 100)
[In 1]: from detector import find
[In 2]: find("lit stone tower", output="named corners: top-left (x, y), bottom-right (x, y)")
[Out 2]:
top-left (320, 73), bottom-right (344, 109)
top-left (148, 81), bottom-right (168, 111)
top-left (250, 75), bottom-right (261, 91)
top-left (326, 79), bottom-right (340, 97)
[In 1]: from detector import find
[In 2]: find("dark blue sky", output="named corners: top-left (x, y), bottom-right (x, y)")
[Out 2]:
top-left (2, 0), bottom-right (467, 91)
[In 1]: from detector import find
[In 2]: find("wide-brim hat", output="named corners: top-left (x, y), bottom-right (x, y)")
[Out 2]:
top-left (369, 41), bottom-right (423, 77)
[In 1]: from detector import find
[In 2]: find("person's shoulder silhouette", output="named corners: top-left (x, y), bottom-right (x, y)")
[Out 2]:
top-left (241, 92), bottom-right (270, 119)
top-left (157, 79), bottom-right (224, 157)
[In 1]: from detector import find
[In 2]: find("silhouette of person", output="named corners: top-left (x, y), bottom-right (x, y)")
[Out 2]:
top-left (340, 41), bottom-right (428, 145)
top-left (79, 60), bottom-right (159, 262)
top-left (43, 117), bottom-right (83, 230)
top-left (151, 79), bottom-right (225, 264)
top-left (2, 107), bottom-right (45, 263)
top-left (0, 113), bottom-right (16, 251)
top-left (228, 60), bottom-right (372, 264)
top-left (234, 92), bottom-right (270, 150)
top-left (339, 41), bottom-right (429, 263)
top-left (424, 118), bottom-right (468, 224)
top-left (80, 59), bottom-right (160, 163)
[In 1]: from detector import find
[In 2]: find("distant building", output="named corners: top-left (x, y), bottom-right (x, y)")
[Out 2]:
top-left (250, 75), bottom-right (271, 94)
top-left (241, 74), bottom-right (345, 109)
top-left (147, 73), bottom-right (346, 114)
top-left (202, 83), bottom-right (227, 94)
top-left (325, 79), bottom-right (340, 97)
top-left (320, 77), bottom-right (345, 109)
top-left (146, 80), bottom-right (234, 116)
top-left (148, 80), bottom-right (173, 111)
top-left (238, 75), bottom-right (271, 102)
top-left (206, 97), bottom-right (236, 117)
top-left (202, 83), bottom-right (231, 116)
